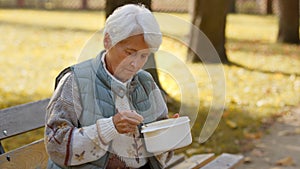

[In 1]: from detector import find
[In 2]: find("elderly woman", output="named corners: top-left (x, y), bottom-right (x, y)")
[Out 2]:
top-left (45, 4), bottom-right (176, 169)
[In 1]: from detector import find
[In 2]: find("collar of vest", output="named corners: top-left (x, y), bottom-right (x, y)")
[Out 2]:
top-left (91, 51), bottom-right (139, 98)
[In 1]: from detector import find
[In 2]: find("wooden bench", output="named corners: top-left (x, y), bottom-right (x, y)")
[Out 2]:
top-left (0, 99), bottom-right (244, 169)
top-left (0, 99), bottom-right (49, 168)
top-left (165, 153), bottom-right (244, 169)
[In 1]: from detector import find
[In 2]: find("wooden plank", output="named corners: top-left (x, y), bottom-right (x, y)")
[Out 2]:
top-left (165, 154), bottom-right (186, 169)
top-left (171, 153), bottom-right (215, 169)
top-left (0, 142), bottom-right (5, 154)
top-left (201, 153), bottom-right (244, 169)
top-left (0, 99), bottom-right (50, 140)
top-left (0, 139), bottom-right (48, 169)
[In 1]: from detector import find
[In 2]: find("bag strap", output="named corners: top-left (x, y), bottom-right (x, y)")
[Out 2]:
top-left (54, 67), bottom-right (72, 90)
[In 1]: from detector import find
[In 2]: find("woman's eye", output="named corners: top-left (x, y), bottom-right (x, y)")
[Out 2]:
top-left (125, 51), bottom-right (132, 55)
top-left (141, 54), bottom-right (148, 58)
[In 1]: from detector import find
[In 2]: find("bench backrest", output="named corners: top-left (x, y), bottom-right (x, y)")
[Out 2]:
top-left (0, 99), bottom-right (50, 169)
top-left (0, 99), bottom-right (49, 140)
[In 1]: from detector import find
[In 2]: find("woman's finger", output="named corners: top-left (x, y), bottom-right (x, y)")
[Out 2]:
top-left (126, 110), bottom-right (144, 122)
top-left (172, 113), bottom-right (180, 118)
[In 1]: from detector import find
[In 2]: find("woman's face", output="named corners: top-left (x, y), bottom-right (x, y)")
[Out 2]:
top-left (105, 34), bottom-right (150, 82)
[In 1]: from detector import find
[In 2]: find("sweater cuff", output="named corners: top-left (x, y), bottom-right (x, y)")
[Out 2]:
top-left (96, 117), bottom-right (118, 144)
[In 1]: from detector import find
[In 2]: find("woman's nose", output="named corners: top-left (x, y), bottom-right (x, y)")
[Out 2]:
top-left (130, 61), bottom-right (136, 67)
top-left (130, 57), bottom-right (139, 68)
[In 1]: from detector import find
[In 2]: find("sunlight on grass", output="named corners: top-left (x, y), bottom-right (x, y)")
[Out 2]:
top-left (160, 36), bottom-right (300, 117)
top-left (0, 23), bottom-right (90, 108)
top-left (0, 9), bottom-right (105, 31)
top-left (1, 9), bottom-right (300, 155)
top-left (227, 14), bottom-right (300, 75)
top-left (227, 14), bottom-right (278, 42)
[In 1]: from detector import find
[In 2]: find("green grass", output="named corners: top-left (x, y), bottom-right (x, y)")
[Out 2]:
top-left (1, 9), bottom-right (300, 155)
top-left (227, 14), bottom-right (300, 75)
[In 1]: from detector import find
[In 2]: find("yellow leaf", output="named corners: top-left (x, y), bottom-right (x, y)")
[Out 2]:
top-left (275, 156), bottom-right (295, 166)
top-left (225, 120), bottom-right (238, 129)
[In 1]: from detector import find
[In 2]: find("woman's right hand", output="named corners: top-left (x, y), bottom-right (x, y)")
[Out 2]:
top-left (112, 110), bottom-right (144, 134)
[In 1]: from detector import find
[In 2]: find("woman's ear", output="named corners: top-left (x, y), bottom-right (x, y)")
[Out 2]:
top-left (104, 33), bottom-right (112, 50)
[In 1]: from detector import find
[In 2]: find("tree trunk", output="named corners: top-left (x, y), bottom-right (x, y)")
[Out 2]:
top-left (277, 0), bottom-right (299, 44)
top-left (187, 0), bottom-right (230, 64)
top-left (228, 0), bottom-right (236, 13)
top-left (17, 0), bottom-right (25, 8)
top-left (81, 0), bottom-right (88, 10)
top-left (257, 0), bottom-right (273, 14)
top-left (266, 0), bottom-right (273, 14)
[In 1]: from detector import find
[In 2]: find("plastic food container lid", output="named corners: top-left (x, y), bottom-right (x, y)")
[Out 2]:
top-left (141, 116), bottom-right (190, 133)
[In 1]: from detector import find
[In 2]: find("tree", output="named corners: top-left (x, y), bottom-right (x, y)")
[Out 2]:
top-left (266, 0), bottom-right (273, 14)
top-left (228, 0), bottom-right (236, 13)
top-left (277, 0), bottom-right (299, 44)
top-left (81, 0), bottom-right (88, 9)
top-left (17, 0), bottom-right (25, 8)
top-left (257, 0), bottom-right (273, 14)
top-left (105, 0), bottom-right (165, 92)
top-left (187, 0), bottom-right (230, 64)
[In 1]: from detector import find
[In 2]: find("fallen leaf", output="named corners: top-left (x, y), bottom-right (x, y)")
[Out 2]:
top-left (275, 156), bottom-right (295, 166)
top-left (243, 156), bottom-right (252, 164)
top-left (294, 128), bottom-right (300, 134)
top-left (222, 111), bottom-right (230, 118)
top-left (278, 128), bottom-right (300, 136)
top-left (250, 149), bottom-right (264, 157)
top-left (244, 130), bottom-right (263, 139)
top-left (225, 119), bottom-right (238, 129)
top-left (256, 143), bottom-right (266, 148)
top-left (278, 130), bottom-right (294, 136)
top-left (185, 148), bottom-right (201, 156)
top-left (264, 157), bottom-right (270, 163)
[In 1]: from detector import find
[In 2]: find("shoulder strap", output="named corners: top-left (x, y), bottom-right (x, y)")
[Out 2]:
top-left (54, 67), bottom-right (72, 90)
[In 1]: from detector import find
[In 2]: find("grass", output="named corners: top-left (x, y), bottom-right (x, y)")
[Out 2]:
top-left (1, 9), bottom-right (300, 155)
top-left (226, 14), bottom-right (300, 75)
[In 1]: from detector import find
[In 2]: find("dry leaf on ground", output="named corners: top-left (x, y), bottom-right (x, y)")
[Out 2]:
top-left (275, 156), bottom-right (295, 166)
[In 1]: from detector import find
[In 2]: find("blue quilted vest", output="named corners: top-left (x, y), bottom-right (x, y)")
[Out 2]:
top-left (72, 52), bottom-right (160, 126)
top-left (48, 51), bottom-right (164, 169)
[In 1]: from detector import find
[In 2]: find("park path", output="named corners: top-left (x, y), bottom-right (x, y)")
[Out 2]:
top-left (236, 106), bottom-right (300, 169)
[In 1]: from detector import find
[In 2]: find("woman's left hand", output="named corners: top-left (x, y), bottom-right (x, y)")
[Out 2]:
top-left (172, 113), bottom-right (180, 118)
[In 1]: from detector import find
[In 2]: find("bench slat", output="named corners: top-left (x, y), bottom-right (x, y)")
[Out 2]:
top-left (166, 154), bottom-right (186, 169)
top-left (171, 153), bottom-right (215, 169)
top-left (0, 98), bottom-right (49, 140)
top-left (0, 139), bottom-right (48, 169)
top-left (201, 153), bottom-right (244, 169)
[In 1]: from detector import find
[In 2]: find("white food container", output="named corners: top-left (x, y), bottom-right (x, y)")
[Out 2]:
top-left (141, 116), bottom-right (192, 153)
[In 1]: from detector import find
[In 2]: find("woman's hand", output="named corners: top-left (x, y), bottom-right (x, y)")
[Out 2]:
top-left (172, 113), bottom-right (180, 118)
top-left (113, 109), bottom-right (144, 134)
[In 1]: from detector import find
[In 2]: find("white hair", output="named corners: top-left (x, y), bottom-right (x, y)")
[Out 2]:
top-left (103, 4), bottom-right (162, 52)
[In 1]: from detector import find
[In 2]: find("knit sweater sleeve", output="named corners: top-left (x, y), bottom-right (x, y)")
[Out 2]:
top-left (45, 72), bottom-right (118, 167)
